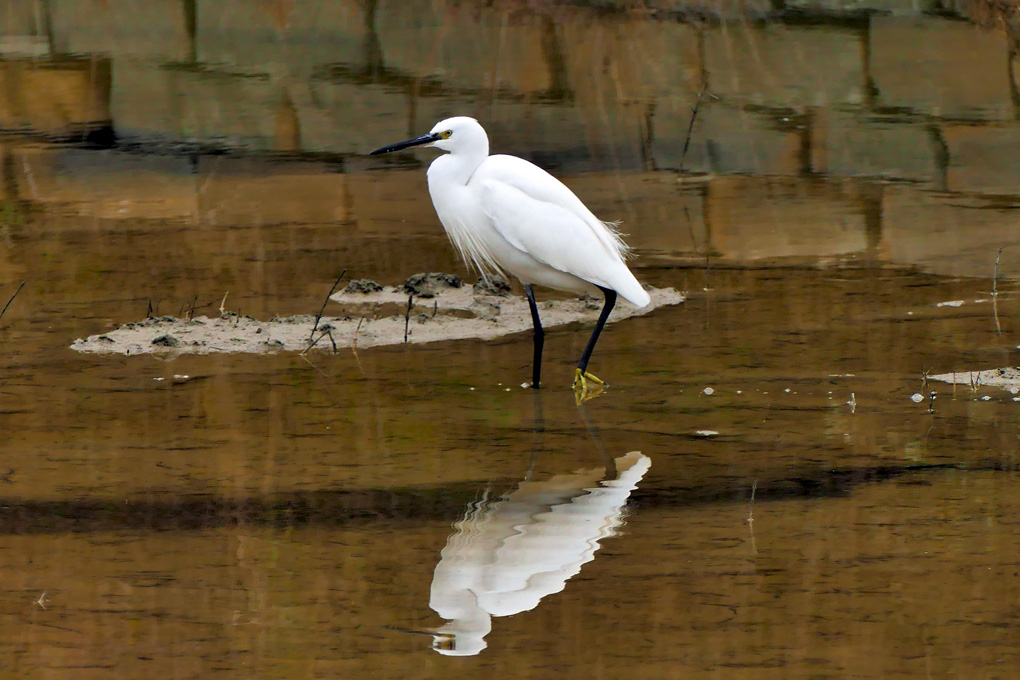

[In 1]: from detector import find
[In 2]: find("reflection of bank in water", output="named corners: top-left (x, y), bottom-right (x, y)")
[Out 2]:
top-left (429, 451), bottom-right (651, 656)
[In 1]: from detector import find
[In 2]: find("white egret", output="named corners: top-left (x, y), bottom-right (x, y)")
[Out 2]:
top-left (370, 117), bottom-right (650, 397)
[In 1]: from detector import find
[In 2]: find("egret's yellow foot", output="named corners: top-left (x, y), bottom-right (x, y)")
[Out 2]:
top-left (573, 368), bottom-right (608, 404)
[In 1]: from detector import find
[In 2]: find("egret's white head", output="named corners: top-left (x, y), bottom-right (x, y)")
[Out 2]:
top-left (369, 116), bottom-right (489, 158)
top-left (428, 116), bottom-right (488, 154)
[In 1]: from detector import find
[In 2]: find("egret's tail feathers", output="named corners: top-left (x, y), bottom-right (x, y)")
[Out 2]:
top-left (583, 244), bottom-right (649, 308)
top-left (620, 282), bottom-right (651, 308)
top-left (604, 264), bottom-right (650, 308)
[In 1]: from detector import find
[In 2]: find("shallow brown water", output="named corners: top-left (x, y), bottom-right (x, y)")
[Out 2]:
top-left (3, 1), bottom-right (1020, 678)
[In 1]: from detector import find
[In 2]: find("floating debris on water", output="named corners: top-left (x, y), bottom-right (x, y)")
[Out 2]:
top-left (911, 393), bottom-right (924, 403)
top-left (703, 387), bottom-right (715, 395)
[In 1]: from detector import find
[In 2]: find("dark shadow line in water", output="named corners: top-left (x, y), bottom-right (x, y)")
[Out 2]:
top-left (0, 461), bottom-right (998, 535)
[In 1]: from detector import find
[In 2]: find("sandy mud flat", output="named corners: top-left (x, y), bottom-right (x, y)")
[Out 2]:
top-left (929, 367), bottom-right (1020, 392)
top-left (70, 275), bottom-right (683, 356)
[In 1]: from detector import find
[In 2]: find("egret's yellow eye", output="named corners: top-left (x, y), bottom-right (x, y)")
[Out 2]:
top-left (440, 130), bottom-right (453, 139)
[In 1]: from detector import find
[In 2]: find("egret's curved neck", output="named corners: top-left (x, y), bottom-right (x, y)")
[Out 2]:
top-left (429, 141), bottom-right (488, 186)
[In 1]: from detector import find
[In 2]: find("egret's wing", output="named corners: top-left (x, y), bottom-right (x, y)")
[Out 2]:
top-left (479, 178), bottom-right (624, 291)
top-left (475, 155), bottom-right (630, 260)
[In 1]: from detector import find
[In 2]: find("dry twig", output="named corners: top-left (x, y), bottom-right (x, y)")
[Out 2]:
top-left (311, 269), bottom-right (347, 339)
top-left (404, 293), bottom-right (414, 344)
top-left (0, 281), bottom-right (25, 324)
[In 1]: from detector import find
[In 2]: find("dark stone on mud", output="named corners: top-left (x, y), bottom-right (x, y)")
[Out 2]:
top-left (345, 279), bottom-right (383, 294)
top-left (399, 272), bottom-right (463, 298)
top-left (152, 334), bottom-right (179, 347)
top-left (276, 314), bottom-right (314, 324)
top-left (580, 294), bottom-right (602, 310)
top-left (473, 275), bottom-right (511, 297)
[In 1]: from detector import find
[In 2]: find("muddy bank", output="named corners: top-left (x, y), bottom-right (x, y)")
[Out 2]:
top-left (70, 279), bottom-right (683, 356)
top-left (929, 367), bottom-right (1020, 392)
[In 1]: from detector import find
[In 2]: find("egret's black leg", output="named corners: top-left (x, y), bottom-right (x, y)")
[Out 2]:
top-left (573, 286), bottom-right (617, 401)
top-left (577, 286), bottom-right (617, 375)
top-left (524, 284), bottom-right (544, 389)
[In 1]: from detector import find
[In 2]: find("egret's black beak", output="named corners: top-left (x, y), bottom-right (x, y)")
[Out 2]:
top-left (370, 132), bottom-right (440, 155)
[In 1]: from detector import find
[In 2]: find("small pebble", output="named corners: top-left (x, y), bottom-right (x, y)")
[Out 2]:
top-left (910, 393), bottom-right (924, 403)
top-left (703, 387), bottom-right (714, 395)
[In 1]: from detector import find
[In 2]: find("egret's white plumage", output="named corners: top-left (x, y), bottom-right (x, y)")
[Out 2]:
top-left (371, 116), bottom-right (649, 393)
top-left (424, 117), bottom-right (650, 308)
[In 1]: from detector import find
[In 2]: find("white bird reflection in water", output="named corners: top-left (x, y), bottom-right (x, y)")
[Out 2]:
top-left (429, 451), bottom-right (651, 656)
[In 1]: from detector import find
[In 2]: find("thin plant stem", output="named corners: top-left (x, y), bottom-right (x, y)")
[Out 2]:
top-left (311, 269), bottom-right (348, 339)
top-left (0, 281), bottom-right (25, 324)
